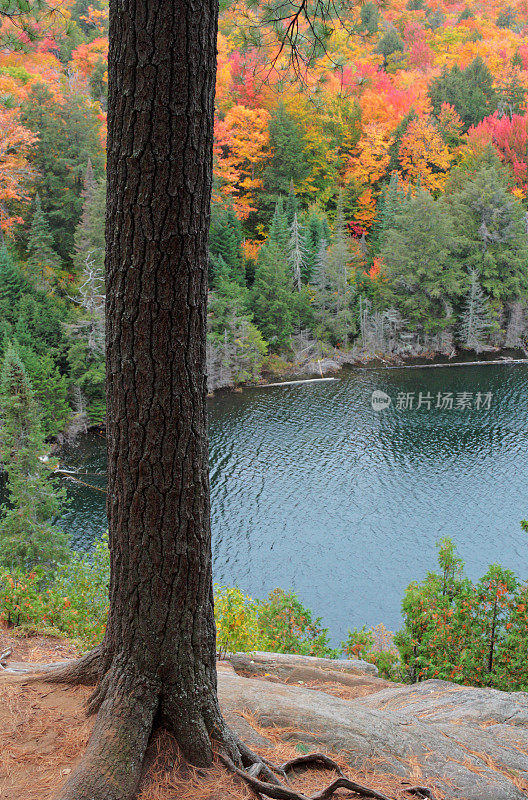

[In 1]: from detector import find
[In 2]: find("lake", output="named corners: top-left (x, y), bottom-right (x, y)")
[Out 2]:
top-left (57, 363), bottom-right (528, 643)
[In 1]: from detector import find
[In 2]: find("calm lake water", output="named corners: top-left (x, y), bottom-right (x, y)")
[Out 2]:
top-left (57, 363), bottom-right (528, 643)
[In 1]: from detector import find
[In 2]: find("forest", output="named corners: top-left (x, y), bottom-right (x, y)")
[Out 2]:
top-left (1, 0), bottom-right (528, 428)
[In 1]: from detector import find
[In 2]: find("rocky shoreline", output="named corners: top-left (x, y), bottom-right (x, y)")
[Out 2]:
top-left (247, 345), bottom-right (528, 392)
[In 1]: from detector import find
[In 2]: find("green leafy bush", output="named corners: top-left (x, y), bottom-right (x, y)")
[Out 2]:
top-left (0, 535), bottom-right (109, 646)
top-left (0, 553), bottom-right (336, 658)
top-left (341, 623), bottom-right (401, 679)
top-left (213, 586), bottom-right (336, 657)
top-left (213, 585), bottom-right (265, 655)
top-left (256, 588), bottom-right (337, 657)
top-left (395, 538), bottom-right (528, 690)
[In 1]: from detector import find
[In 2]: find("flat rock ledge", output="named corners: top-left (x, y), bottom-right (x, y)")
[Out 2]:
top-left (219, 655), bottom-right (528, 800)
top-left (227, 650), bottom-right (379, 677)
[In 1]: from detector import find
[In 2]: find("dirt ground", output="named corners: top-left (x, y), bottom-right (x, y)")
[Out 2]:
top-left (0, 632), bottom-right (432, 800)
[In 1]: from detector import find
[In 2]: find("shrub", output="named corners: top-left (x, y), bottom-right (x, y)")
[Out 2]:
top-left (395, 538), bottom-right (528, 690)
top-left (0, 555), bottom-right (336, 659)
top-left (213, 585), bottom-right (268, 656)
top-left (341, 623), bottom-right (401, 679)
top-left (0, 535), bottom-right (109, 646)
top-left (256, 588), bottom-right (337, 658)
top-left (214, 586), bottom-right (337, 658)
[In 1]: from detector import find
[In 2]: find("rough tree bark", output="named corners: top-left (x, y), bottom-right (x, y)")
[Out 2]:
top-left (53, 0), bottom-right (236, 796)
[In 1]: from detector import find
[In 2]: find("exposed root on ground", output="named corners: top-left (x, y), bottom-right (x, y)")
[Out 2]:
top-left (22, 646), bottom-right (104, 685)
top-left (19, 651), bottom-right (437, 800)
top-left (218, 750), bottom-right (399, 800)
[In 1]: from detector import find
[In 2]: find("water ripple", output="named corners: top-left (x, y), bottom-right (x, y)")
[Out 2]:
top-left (59, 364), bottom-right (528, 643)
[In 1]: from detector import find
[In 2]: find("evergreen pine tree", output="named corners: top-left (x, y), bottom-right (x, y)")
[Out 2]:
top-left (68, 167), bottom-right (107, 427)
top-left (207, 281), bottom-right (267, 389)
top-left (303, 206), bottom-right (331, 283)
top-left (380, 189), bottom-right (465, 333)
top-left (426, 4), bottom-right (445, 29)
top-left (0, 342), bottom-right (69, 569)
top-left (372, 171), bottom-right (407, 251)
top-left (429, 56), bottom-right (497, 131)
top-left (375, 27), bottom-right (404, 67)
top-left (19, 346), bottom-right (71, 438)
top-left (21, 83), bottom-right (105, 262)
top-left (313, 239), bottom-right (329, 295)
top-left (263, 104), bottom-right (308, 204)
top-left (289, 213), bottom-right (306, 292)
top-left (0, 246), bottom-right (27, 315)
top-left (284, 179), bottom-right (298, 225)
top-left (208, 203), bottom-right (244, 285)
top-left (444, 161), bottom-right (528, 303)
top-left (359, 1), bottom-right (379, 34)
top-left (319, 192), bottom-right (355, 346)
top-left (458, 269), bottom-right (492, 351)
top-left (27, 194), bottom-right (61, 291)
top-left (76, 159), bottom-right (97, 248)
top-left (268, 197), bottom-right (290, 253)
top-left (250, 238), bottom-right (294, 350)
top-left (74, 162), bottom-right (106, 274)
top-left (67, 247), bottom-right (106, 426)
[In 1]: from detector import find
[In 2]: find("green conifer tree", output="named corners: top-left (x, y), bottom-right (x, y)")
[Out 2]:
top-left (375, 27), bottom-right (404, 68)
top-left (0, 246), bottom-right (27, 316)
top-left (284, 179), bottom-right (298, 225)
top-left (268, 197), bottom-right (290, 253)
top-left (0, 342), bottom-right (69, 570)
top-left (289, 212), bottom-right (306, 292)
top-left (74, 162), bottom-right (106, 274)
top-left (21, 83), bottom-right (105, 262)
top-left (303, 206), bottom-right (331, 283)
top-left (317, 192), bottom-right (355, 345)
top-left (444, 162), bottom-right (528, 303)
top-left (372, 171), bottom-right (407, 252)
top-left (27, 194), bottom-right (61, 291)
top-left (380, 189), bottom-right (465, 333)
top-left (250, 238), bottom-right (294, 350)
top-left (263, 103), bottom-right (309, 204)
top-left (208, 203), bottom-right (245, 285)
top-left (458, 269), bottom-right (492, 352)
top-left (359, 1), bottom-right (379, 34)
top-left (19, 346), bottom-right (71, 437)
top-left (429, 56), bottom-right (497, 130)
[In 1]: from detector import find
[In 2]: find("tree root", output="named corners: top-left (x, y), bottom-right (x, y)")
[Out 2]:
top-left (23, 654), bottom-right (436, 800)
top-left (22, 645), bottom-right (104, 686)
top-left (218, 748), bottom-right (396, 800)
top-left (404, 788), bottom-right (437, 799)
top-left (56, 660), bottom-right (160, 800)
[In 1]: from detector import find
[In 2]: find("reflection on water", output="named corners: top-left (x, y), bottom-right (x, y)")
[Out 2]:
top-left (57, 364), bottom-right (528, 642)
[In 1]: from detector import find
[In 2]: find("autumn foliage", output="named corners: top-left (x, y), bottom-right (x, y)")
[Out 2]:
top-left (0, 109), bottom-right (37, 233)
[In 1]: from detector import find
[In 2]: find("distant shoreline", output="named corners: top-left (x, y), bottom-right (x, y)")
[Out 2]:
top-left (244, 346), bottom-right (528, 390)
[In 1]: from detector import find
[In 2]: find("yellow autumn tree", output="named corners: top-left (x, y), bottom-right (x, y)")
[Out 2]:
top-left (398, 116), bottom-right (452, 193)
top-left (0, 109), bottom-right (38, 234)
top-left (214, 105), bottom-right (270, 217)
top-left (346, 122), bottom-right (394, 186)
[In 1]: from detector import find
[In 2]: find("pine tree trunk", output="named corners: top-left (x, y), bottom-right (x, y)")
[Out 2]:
top-left (56, 0), bottom-right (230, 797)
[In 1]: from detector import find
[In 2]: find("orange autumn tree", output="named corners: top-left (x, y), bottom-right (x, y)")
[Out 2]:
top-left (80, 4), bottom-right (109, 35)
top-left (214, 104), bottom-right (270, 217)
top-left (0, 108), bottom-right (37, 234)
top-left (345, 122), bottom-right (395, 228)
top-left (398, 116), bottom-right (452, 193)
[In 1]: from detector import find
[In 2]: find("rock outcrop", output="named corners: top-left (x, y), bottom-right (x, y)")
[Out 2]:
top-left (220, 653), bottom-right (528, 800)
